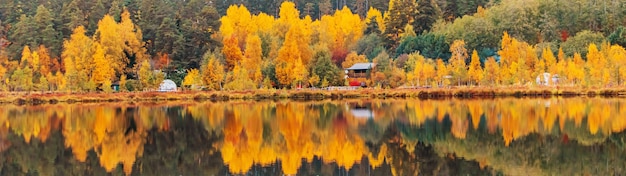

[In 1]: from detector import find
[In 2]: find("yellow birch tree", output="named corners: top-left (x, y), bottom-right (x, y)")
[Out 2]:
top-left (468, 50), bottom-right (483, 86)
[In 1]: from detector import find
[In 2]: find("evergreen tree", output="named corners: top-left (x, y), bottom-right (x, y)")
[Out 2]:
top-left (8, 15), bottom-right (36, 58)
top-left (383, 0), bottom-right (418, 52)
top-left (413, 0), bottom-right (441, 33)
top-left (34, 5), bottom-right (61, 56)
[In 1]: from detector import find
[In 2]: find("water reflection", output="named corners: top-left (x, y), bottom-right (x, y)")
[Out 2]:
top-left (0, 98), bottom-right (626, 175)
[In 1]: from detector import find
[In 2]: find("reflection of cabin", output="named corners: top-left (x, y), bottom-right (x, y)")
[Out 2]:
top-left (349, 103), bottom-right (374, 119)
top-left (346, 63), bottom-right (376, 78)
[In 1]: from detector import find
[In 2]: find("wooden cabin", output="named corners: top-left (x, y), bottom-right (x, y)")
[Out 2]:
top-left (346, 63), bottom-right (376, 78)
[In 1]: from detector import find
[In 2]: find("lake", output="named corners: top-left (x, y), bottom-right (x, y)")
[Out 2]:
top-left (1, 98), bottom-right (625, 175)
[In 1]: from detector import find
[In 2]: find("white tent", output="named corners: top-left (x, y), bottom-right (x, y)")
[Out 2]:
top-left (158, 79), bottom-right (177, 92)
top-left (536, 73), bottom-right (560, 86)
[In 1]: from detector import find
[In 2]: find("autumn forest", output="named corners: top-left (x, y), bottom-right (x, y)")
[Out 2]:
top-left (2, 0), bottom-right (626, 92)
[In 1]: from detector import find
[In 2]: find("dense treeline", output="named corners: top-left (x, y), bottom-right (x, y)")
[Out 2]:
top-left (1, 0), bottom-right (626, 92)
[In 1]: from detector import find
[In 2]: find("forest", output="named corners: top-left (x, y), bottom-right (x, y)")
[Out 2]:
top-left (1, 0), bottom-right (626, 92)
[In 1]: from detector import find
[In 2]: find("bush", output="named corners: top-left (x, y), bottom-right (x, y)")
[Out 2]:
top-left (125, 79), bottom-right (141, 92)
top-left (561, 30), bottom-right (605, 57)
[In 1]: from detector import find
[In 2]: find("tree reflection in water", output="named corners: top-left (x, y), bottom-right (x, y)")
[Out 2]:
top-left (0, 98), bottom-right (626, 175)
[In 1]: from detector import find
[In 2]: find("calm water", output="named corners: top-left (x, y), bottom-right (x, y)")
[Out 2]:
top-left (1, 98), bottom-right (626, 175)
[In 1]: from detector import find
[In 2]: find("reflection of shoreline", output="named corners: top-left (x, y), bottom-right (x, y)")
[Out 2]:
top-left (2, 87), bottom-right (625, 105)
top-left (1, 98), bottom-right (626, 175)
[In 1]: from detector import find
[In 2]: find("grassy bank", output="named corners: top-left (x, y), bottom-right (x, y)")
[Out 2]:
top-left (1, 87), bottom-right (626, 105)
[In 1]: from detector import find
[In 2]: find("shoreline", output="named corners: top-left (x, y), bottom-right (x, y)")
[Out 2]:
top-left (1, 87), bottom-right (625, 105)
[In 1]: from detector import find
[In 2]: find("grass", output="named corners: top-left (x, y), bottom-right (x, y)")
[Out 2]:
top-left (1, 86), bottom-right (625, 105)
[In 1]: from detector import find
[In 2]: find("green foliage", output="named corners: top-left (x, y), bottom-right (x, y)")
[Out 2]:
top-left (9, 68), bottom-right (26, 91)
top-left (311, 47), bottom-right (342, 86)
top-left (396, 33), bottom-right (451, 61)
top-left (33, 5), bottom-right (61, 56)
top-left (440, 0), bottom-right (491, 20)
top-left (364, 17), bottom-right (382, 35)
top-left (356, 34), bottom-right (385, 60)
top-left (85, 79), bottom-right (97, 92)
top-left (383, 0), bottom-right (418, 51)
top-left (125, 79), bottom-right (141, 92)
top-left (8, 15), bottom-right (37, 59)
top-left (262, 76), bottom-right (273, 89)
top-left (413, 0), bottom-right (441, 33)
top-left (432, 14), bottom-right (498, 55)
top-left (167, 69), bottom-right (187, 88)
top-left (261, 61), bottom-right (278, 88)
top-left (561, 30), bottom-right (605, 58)
top-left (373, 50), bottom-right (392, 73)
top-left (38, 75), bottom-right (49, 92)
top-left (4, 0), bottom-right (626, 92)
top-left (609, 26), bottom-right (626, 47)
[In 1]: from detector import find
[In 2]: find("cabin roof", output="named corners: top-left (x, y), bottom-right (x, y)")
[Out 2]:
top-left (346, 63), bottom-right (376, 70)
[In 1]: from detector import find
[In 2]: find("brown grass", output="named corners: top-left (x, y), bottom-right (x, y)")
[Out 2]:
top-left (1, 86), bottom-right (625, 105)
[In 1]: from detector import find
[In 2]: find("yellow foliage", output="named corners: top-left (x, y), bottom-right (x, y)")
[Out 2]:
top-left (219, 17), bottom-right (235, 37)
top-left (91, 10), bottom-right (147, 75)
top-left (0, 64), bottom-right (6, 80)
top-left (224, 63), bottom-right (256, 90)
top-left (342, 52), bottom-right (368, 69)
top-left (366, 7), bottom-right (385, 32)
top-left (182, 68), bottom-right (202, 89)
top-left (63, 26), bottom-right (94, 81)
top-left (435, 59), bottom-right (449, 86)
top-left (201, 55), bottom-right (225, 90)
top-left (138, 59), bottom-right (154, 89)
top-left (91, 43), bottom-right (114, 85)
top-left (220, 4), bottom-right (254, 44)
top-left (542, 47), bottom-right (557, 74)
top-left (449, 40), bottom-right (468, 84)
top-left (468, 50), bottom-right (483, 85)
top-left (95, 15), bottom-right (125, 74)
top-left (244, 34), bottom-right (263, 83)
top-left (222, 36), bottom-right (244, 71)
top-left (275, 25), bottom-right (302, 87)
top-left (410, 53), bottom-right (436, 86)
top-left (20, 46), bottom-right (32, 69)
top-left (30, 50), bottom-right (40, 72)
top-left (36, 45), bottom-right (53, 75)
top-left (317, 7), bottom-right (364, 54)
top-left (253, 13), bottom-right (275, 33)
top-left (586, 43), bottom-right (607, 86)
top-left (483, 57), bottom-right (500, 85)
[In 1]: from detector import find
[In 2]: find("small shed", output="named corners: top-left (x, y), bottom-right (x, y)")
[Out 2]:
top-left (346, 63), bottom-right (376, 78)
top-left (158, 79), bottom-right (177, 92)
top-left (111, 82), bottom-right (120, 92)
